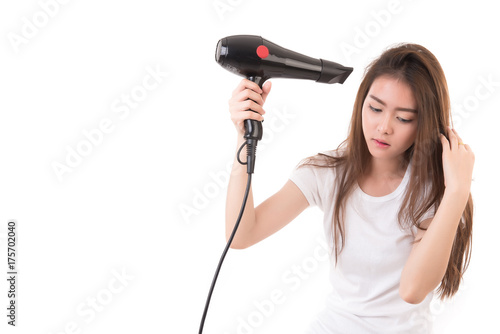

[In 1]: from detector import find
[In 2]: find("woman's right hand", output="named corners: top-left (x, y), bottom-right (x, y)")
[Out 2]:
top-left (228, 79), bottom-right (272, 136)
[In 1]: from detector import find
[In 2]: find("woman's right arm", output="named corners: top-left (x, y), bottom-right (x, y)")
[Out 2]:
top-left (225, 79), bottom-right (309, 249)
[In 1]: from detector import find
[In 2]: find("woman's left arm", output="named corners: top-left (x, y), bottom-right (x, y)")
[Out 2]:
top-left (399, 127), bottom-right (475, 304)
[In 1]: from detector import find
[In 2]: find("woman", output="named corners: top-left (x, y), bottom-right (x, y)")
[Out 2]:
top-left (225, 43), bottom-right (474, 333)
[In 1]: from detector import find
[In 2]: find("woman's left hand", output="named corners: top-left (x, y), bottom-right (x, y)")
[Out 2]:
top-left (439, 127), bottom-right (475, 196)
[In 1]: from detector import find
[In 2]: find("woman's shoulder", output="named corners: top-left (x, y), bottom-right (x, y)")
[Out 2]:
top-left (298, 148), bottom-right (346, 168)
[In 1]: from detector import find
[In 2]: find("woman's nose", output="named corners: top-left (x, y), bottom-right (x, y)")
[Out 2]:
top-left (377, 115), bottom-right (392, 134)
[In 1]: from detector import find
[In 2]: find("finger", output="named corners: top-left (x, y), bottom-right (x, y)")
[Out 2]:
top-left (232, 79), bottom-right (262, 97)
top-left (234, 89), bottom-right (265, 107)
top-left (261, 81), bottom-right (272, 103)
top-left (440, 133), bottom-right (450, 152)
top-left (447, 127), bottom-right (459, 150)
top-left (229, 94), bottom-right (265, 115)
top-left (232, 110), bottom-right (264, 123)
top-left (237, 99), bottom-right (265, 115)
top-left (452, 128), bottom-right (465, 148)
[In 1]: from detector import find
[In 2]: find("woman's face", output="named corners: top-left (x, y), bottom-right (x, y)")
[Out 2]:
top-left (362, 75), bottom-right (418, 161)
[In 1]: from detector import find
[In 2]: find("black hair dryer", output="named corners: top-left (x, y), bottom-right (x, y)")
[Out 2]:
top-left (215, 35), bottom-right (353, 173)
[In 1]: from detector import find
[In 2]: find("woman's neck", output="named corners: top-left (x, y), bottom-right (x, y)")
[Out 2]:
top-left (365, 156), bottom-right (408, 180)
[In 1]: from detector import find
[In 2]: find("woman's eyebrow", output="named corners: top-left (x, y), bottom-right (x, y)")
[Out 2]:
top-left (369, 94), bottom-right (418, 113)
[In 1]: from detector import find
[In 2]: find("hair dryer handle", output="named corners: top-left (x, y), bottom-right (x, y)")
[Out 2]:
top-left (243, 76), bottom-right (266, 141)
top-left (242, 76), bottom-right (266, 174)
top-left (243, 119), bottom-right (262, 141)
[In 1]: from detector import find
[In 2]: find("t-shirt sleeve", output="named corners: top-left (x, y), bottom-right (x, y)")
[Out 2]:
top-left (417, 181), bottom-right (437, 224)
top-left (410, 205), bottom-right (436, 238)
top-left (289, 165), bottom-right (324, 210)
top-left (418, 206), bottom-right (435, 223)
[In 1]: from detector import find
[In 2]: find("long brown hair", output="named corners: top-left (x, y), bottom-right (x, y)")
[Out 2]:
top-left (300, 43), bottom-right (473, 300)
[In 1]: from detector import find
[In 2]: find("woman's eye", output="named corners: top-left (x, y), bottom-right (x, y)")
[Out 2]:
top-left (398, 117), bottom-right (412, 123)
top-left (369, 105), bottom-right (413, 123)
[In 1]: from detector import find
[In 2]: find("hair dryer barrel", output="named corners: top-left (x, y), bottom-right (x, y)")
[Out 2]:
top-left (215, 35), bottom-right (353, 86)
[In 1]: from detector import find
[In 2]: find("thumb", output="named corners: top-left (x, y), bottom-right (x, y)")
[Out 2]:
top-left (261, 81), bottom-right (272, 103)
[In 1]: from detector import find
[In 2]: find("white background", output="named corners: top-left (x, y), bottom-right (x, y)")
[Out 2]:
top-left (0, 0), bottom-right (499, 333)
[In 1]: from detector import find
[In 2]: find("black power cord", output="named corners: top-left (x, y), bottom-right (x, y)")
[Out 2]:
top-left (198, 140), bottom-right (255, 333)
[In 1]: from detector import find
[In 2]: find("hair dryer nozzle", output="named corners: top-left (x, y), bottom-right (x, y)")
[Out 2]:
top-left (318, 59), bottom-right (353, 84)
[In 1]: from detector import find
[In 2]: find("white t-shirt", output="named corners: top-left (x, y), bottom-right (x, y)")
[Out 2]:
top-left (289, 150), bottom-right (435, 334)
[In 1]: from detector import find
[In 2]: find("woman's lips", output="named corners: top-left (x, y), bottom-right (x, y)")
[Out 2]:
top-left (373, 139), bottom-right (390, 147)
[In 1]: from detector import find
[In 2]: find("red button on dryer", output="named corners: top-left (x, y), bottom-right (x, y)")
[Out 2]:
top-left (256, 45), bottom-right (269, 59)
